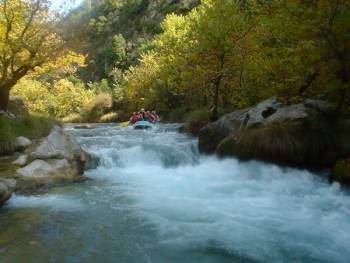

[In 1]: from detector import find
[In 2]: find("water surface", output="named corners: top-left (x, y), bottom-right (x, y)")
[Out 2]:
top-left (1, 124), bottom-right (349, 263)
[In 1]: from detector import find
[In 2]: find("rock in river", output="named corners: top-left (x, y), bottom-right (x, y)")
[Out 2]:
top-left (14, 136), bottom-right (32, 152)
top-left (0, 178), bottom-right (16, 206)
top-left (12, 154), bottom-right (29, 167)
top-left (198, 97), bottom-right (350, 168)
top-left (16, 126), bottom-right (94, 190)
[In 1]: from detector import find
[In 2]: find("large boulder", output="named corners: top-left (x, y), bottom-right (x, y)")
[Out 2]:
top-left (32, 125), bottom-right (84, 161)
top-left (0, 178), bottom-right (16, 206)
top-left (198, 97), bottom-right (346, 168)
top-left (16, 159), bottom-right (80, 189)
top-left (16, 126), bottom-right (93, 190)
top-left (198, 108), bottom-right (250, 153)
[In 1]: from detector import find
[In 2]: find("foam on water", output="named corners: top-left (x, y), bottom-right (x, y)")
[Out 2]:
top-left (2, 123), bottom-right (350, 263)
top-left (77, 124), bottom-right (350, 263)
top-left (8, 194), bottom-right (83, 211)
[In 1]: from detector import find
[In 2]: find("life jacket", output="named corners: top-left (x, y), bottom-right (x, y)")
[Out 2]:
top-left (130, 115), bottom-right (140, 123)
top-left (148, 114), bottom-right (156, 122)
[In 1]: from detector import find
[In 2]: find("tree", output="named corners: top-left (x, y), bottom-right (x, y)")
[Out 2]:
top-left (187, 0), bottom-right (258, 120)
top-left (0, 0), bottom-right (63, 110)
top-left (125, 0), bottom-right (259, 115)
top-left (256, 0), bottom-right (350, 111)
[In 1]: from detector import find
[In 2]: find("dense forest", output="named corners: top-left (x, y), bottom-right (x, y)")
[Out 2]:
top-left (0, 0), bottom-right (349, 125)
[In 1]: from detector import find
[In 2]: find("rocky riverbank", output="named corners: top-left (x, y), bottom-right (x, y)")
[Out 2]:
top-left (197, 97), bottom-right (350, 186)
top-left (0, 126), bottom-right (96, 206)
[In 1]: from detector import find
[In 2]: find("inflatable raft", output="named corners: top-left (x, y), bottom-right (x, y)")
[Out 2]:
top-left (133, 121), bottom-right (154, 129)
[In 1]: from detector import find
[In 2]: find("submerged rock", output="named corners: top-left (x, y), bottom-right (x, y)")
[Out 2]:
top-left (199, 97), bottom-right (348, 168)
top-left (0, 178), bottom-right (16, 205)
top-left (16, 126), bottom-right (93, 190)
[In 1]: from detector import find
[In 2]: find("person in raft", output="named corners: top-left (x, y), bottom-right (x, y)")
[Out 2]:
top-left (129, 110), bottom-right (159, 124)
top-left (129, 112), bottom-right (141, 124)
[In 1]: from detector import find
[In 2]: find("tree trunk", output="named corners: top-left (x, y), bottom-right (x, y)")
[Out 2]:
top-left (332, 59), bottom-right (349, 115)
top-left (211, 74), bottom-right (222, 122)
top-left (0, 88), bottom-right (10, 111)
top-left (298, 72), bottom-right (317, 95)
top-left (211, 53), bottom-right (225, 122)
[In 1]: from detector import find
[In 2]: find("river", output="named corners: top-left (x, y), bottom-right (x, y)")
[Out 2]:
top-left (0, 124), bottom-right (350, 263)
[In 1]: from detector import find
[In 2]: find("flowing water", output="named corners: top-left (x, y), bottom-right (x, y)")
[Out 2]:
top-left (1, 124), bottom-right (350, 263)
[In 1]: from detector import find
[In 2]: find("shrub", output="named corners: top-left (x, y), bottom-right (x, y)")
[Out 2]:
top-left (164, 107), bottom-right (188, 122)
top-left (99, 112), bottom-right (118, 123)
top-left (80, 93), bottom-right (114, 122)
top-left (62, 113), bottom-right (81, 123)
top-left (98, 111), bottom-right (129, 123)
top-left (0, 116), bottom-right (15, 154)
top-left (183, 109), bottom-right (211, 135)
top-left (51, 79), bottom-right (94, 118)
top-left (12, 78), bottom-right (52, 115)
top-left (12, 77), bottom-right (94, 119)
top-left (0, 114), bottom-right (57, 155)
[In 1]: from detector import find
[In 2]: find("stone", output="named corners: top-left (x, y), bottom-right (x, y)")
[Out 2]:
top-left (17, 159), bottom-right (76, 180)
top-left (16, 159), bottom-right (82, 190)
top-left (0, 110), bottom-right (15, 119)
top-left (198, 97), bottom-right (348, 168)
top-left (198, 108), bottom-right (250, 153)
top-left (32, 126), bottom-right (83, 161)
top-left (0, 178), bottom-right (16, 205)
top-left (15, 126), bottom-right (94, 190)
top-left (12, 154), bottom-right (29, 167)
top-left (14, 136), bottom-right (32, 152)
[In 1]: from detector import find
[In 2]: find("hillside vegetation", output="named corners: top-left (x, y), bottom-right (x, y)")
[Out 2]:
top-left (0, 0), bottom-right (349, 123)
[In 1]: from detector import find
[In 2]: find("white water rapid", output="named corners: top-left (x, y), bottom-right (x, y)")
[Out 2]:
top-left (1, 124), bottom-right (349, 263)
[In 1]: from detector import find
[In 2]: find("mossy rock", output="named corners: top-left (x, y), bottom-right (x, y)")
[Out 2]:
top-left (216, 121), bottom-right (337, 167)
top-left (332, 159), bottom-right (350, 186)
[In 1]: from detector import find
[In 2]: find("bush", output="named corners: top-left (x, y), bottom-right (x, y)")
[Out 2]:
top-left (0, 114), bottom-right (58, 155)
top-left (0, 116), bottom-right (15, 154)
top-left (62, 113), bottom-right (81, 123)
top-left (183, 109), bottom-right (211, 135)
top-left (12, 77), bottom-right (94, 119)
top-left (12, 78), bottom-right (52, 115)
top-left (51, 79), bottom-right (94, 118)
top-left (164, 107), bottom-right (188, 122)
top-left (80, 93), bottom-right (114, 122)
top-left (98, 111), bottom-right (129, 123)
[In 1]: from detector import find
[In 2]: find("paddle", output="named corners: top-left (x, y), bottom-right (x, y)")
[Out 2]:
top-left (119, 121), bottom-right (130, 127)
